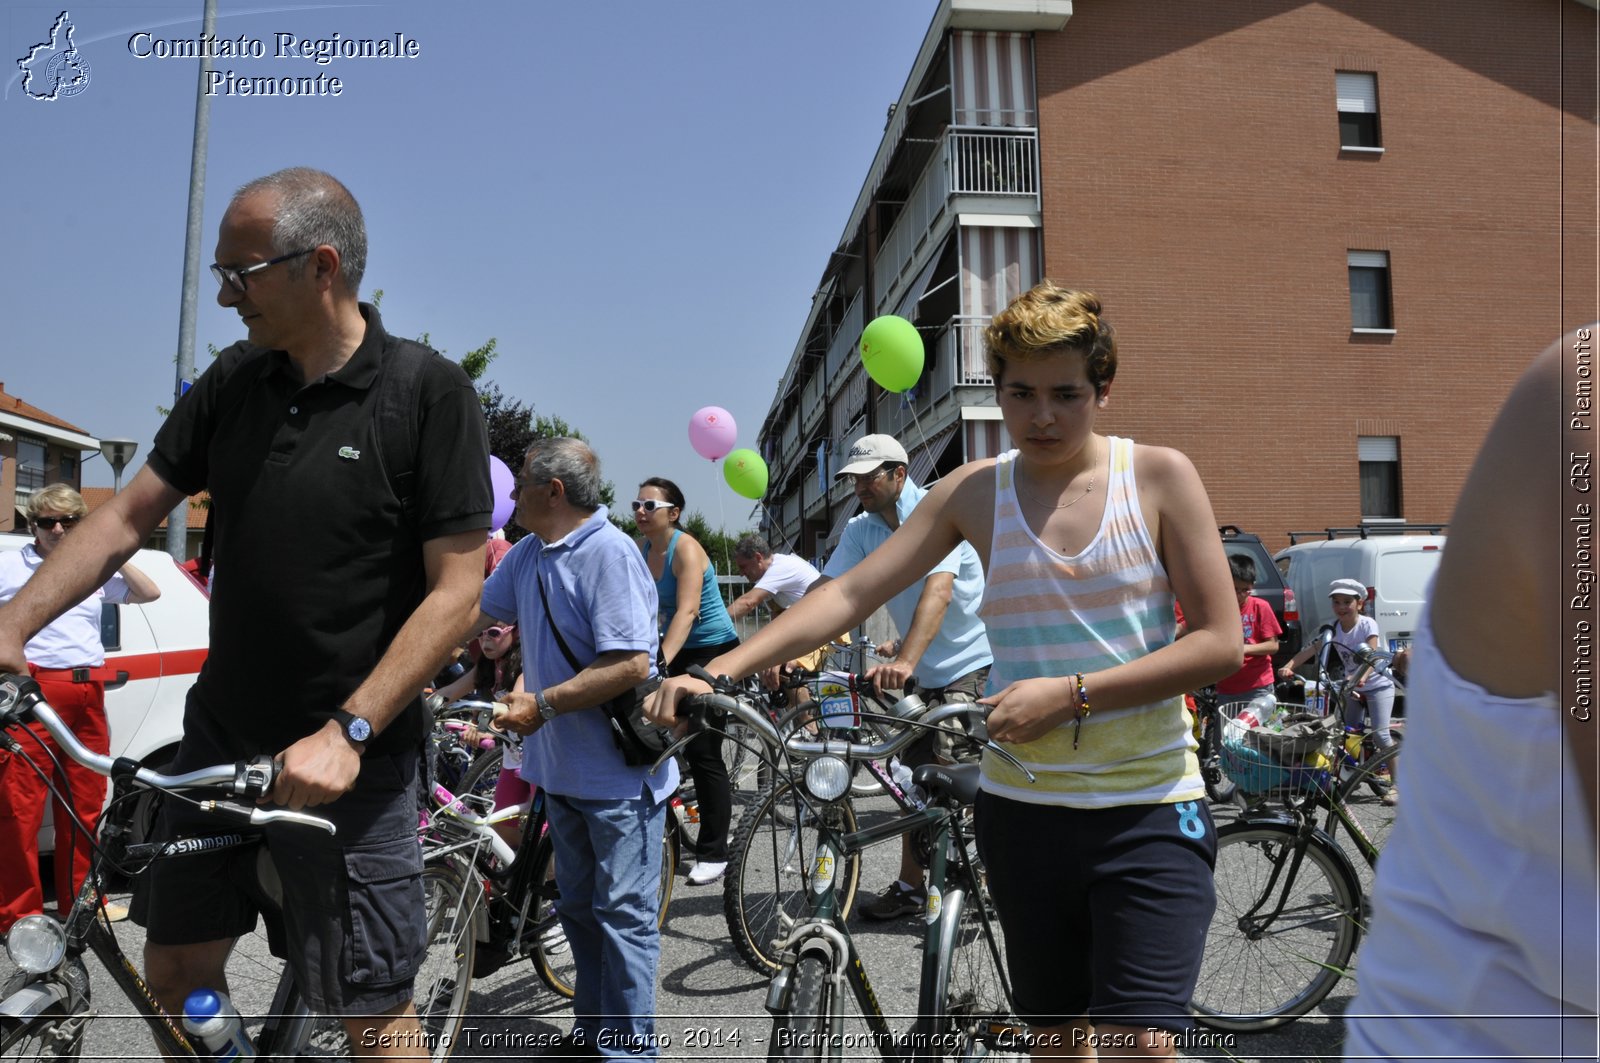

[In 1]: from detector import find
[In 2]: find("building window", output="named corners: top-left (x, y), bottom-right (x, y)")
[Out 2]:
top-left (58, 453), bottom-right (77, 481)
top-left (1349, 251), bottom-right (1393, 331)
top-left (1359, 436), bottom-right (1401, 518)
top-left (14, 437), bottom-right (46, 496)
top-left (1337, 71), bottom-right (1381, 149)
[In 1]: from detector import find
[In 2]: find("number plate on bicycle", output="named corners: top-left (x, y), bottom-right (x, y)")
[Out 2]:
top-left (812, 672), bottom-right (859, 729)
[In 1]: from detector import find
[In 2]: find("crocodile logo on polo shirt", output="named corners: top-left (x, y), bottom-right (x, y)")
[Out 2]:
top-left (338, 446), bottom-right (361, 460)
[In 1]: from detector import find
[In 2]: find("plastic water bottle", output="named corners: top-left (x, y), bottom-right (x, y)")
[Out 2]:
top-left (183, 989), bottom-right (256, 1060)
top-left (889, 757), bottom-right (926, 808)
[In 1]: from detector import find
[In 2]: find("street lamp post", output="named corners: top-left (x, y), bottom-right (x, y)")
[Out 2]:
top-left (99, 439), bottom-right (138, 494)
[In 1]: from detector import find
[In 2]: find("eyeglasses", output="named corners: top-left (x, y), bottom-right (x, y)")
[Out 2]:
top-left (33, 516), bottom-right (80, 530)
top-left (483, 626), bottom-right (515, 640)
top-left (210, 248), bottom-right (316, 294)
top-left (848, 468), bottom-right (889, 487)
top-left (631, 499), bottom-right (677, 513)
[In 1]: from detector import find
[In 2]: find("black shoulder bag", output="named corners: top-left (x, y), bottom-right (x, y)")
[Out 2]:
top-left (534, 573), bottom-right (669, 767)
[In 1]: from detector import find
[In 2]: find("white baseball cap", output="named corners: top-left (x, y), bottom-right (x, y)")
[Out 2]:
top-left (1328, 578), bottom-right (1367, 601)
top-left (835, 434), bottom-right (909, 479)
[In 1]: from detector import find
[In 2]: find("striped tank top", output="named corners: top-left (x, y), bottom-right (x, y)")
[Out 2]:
top-left (978, 437), bottom-right (1203, 807)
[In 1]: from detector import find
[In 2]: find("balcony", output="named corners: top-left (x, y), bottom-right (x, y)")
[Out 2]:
top-left (875, 126), bottom-right (1038, 310)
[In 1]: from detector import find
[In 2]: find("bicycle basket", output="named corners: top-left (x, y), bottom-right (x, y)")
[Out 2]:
top-left (1218, 713), bottom-right (1337, 795)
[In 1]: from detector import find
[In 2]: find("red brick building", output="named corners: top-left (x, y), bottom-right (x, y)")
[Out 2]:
top-left (757, 0), bottom-right (1598, 557)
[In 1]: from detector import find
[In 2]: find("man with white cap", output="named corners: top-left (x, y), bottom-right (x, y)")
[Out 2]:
top-left (819, 433), bottom-right (993, 919)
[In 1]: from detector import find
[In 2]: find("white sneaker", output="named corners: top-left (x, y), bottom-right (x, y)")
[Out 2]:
top-left (687, 861), bottom-right (727, 886)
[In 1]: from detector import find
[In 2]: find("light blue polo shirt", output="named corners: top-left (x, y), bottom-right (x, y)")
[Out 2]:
top-left (822, 478), bottom-right (992, 688)
top-left (482, 506), bottom-right (677, 802)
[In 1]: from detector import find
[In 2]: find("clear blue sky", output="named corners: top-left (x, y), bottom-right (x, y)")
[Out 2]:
top-left (2, 0), bottom-right (937, 531)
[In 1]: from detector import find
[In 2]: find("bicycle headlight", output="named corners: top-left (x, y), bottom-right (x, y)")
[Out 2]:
top-left (6, 914), bottom-right (67, 974)
top-left (804, 754), bottom-right (851, 803)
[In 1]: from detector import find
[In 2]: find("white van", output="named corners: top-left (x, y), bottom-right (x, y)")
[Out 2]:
top-left (1273, 528), bottom-right (1447, 657)
top-left (0, 535), bottom-right (208, 850)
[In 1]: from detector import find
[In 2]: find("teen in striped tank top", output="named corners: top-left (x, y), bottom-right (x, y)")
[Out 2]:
top-left (649, 283), bottom-right (1241, 1059)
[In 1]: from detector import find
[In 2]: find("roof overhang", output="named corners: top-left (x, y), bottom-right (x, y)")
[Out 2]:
top-left (0, 410), bottom-right (100, 452)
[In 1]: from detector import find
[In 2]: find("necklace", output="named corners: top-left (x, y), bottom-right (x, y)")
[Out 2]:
top-left (1017, 470), bottom-right (1096, 510)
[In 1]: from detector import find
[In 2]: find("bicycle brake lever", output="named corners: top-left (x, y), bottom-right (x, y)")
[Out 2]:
top-left (981, 741), bottom-right (1037, 783)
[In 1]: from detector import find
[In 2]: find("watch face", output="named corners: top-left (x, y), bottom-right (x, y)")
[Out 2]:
top-left (347, 716), bottom-right (373, 742)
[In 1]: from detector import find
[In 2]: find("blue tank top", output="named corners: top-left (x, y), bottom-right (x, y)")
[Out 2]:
top-left (648, 530), bottom-right (738, 649)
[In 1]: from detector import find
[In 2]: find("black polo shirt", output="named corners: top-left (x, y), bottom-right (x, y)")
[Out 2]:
top-left (149, 304), bottom-right (492, 757)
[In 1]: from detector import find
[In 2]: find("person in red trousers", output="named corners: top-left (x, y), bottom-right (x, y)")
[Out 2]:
top-left (0, 483), bottom-right (160, 932)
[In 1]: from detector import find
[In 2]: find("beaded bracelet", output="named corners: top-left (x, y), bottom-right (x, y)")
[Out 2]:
top-left (1072, 672), bottom-right (1091, 749)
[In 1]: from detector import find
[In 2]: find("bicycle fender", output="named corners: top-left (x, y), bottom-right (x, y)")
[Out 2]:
top-left (0, 979), bottom-right (70, 1022)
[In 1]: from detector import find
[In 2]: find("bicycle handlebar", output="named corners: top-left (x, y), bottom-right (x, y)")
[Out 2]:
top-left (0, 673), bottom-right (337, 835)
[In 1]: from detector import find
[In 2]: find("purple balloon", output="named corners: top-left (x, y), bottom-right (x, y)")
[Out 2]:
top-left (489, 455), bottom-right (516, 532)
top-left (688, 406), bottom-right (738, 462)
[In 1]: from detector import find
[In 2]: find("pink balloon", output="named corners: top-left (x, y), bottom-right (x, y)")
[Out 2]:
top-left (688, 406), bottom-right (738, 462)
top-left (489, 455), bottom-right (516, 532)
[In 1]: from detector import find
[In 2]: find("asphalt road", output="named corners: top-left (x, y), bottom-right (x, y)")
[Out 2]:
top-left (6, 788), bottom-right (1362, 1062)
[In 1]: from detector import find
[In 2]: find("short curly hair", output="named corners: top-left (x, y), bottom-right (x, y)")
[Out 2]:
top-left (983, 282), bottom-right (1117, 394)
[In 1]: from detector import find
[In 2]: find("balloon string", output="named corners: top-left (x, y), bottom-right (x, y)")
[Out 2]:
top-left (903, 395), bottom-right (940, 487)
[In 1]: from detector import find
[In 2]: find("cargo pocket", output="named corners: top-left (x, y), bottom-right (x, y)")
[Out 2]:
top-left (342, 839), bottom-right (426, 986)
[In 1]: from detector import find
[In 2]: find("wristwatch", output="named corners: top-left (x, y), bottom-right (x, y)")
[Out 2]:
top-left (330, 709), bottom-right (373, 748)
top-left (534, 689), bottom-right (558, 722)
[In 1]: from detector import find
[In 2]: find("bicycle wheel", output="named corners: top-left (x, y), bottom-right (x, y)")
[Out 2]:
top-left (767, 952), bottom-right (835, 1062)
top-left (456, 744), bottom-right (506, 812)
top-left (1359, 724), bottom-right (1403, 798)
top-left (0, 1007), bottom-right (77, 1060)
top-left (1191, 822), bottom-right (1362, 1032)
top-left (918, 888), bottom-right (1027, 1062)
top-left (724, 779), bottom-right (862, 974)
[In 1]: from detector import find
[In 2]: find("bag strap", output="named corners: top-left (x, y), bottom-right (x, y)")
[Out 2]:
top-left (535, 568), bottom-right (584, 674)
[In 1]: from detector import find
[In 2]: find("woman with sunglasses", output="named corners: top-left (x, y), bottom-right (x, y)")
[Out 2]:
top-left (0, 484), bottom-right (160, 931)
top-left (635, 478), bottom-right (740, 885)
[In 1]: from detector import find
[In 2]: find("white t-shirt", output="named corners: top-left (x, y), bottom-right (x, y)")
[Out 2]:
top-left (1329, 613), bottom-right (1393, 692)
top-left (0, 544), bottom-right (131, 668)
top-left (755, 553), bottom-right (821, 609)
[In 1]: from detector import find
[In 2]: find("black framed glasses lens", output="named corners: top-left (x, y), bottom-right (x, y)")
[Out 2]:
top-left (34, 516), bottom-right (79, 530)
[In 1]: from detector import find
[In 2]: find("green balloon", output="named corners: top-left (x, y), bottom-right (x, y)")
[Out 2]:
top-left (859, 314), bottom-right (924, 393)
top-left (722, 448), bottom-right (769, 500)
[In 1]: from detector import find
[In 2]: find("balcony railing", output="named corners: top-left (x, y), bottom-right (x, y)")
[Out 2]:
top-left (954, 316), bottom-right (993, 386)
top-left (13, 465), bottom-right (47, 493)
top-left (875, 126), bottom-right (1038, 310)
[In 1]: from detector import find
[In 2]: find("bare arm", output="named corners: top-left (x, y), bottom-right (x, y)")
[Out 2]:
top-left (726, 585), bottom-right (773, 621)
top-left (0, 465), bottom-right (180, 672)
top-left (117, 562), bottom-right (162, 605)
top-left (497, 649), bottom-right (650, 736)
top-left (865, 571), bottom-right (953, 694)
top-left (659, 535), bottom-right (708, 667)
top-left (270, 528), bottom-right (486, 809)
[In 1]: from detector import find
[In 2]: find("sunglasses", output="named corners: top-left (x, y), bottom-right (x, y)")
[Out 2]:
top-left (483, 626), bottom-right (515, 640)
top-left (631, 499), bottom-right (677, 513)
top-left (33, 516), bottom-right (80, 530)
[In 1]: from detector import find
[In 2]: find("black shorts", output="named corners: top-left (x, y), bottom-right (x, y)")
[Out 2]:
top-left (132, 712), bottom-right (427, 1016)
top-left (973, 792), bottom-right (1217, 1034)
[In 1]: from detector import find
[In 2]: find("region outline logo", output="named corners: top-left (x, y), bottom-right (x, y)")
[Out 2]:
top-left (17, 10), bottom-right (91, 101)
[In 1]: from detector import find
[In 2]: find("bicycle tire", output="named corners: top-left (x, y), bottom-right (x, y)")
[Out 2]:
top-left (724, 779), bottom-right (862, 974)
top-left (917, 889), bottom-right (1027, 1062)
top-left (1358, 724), bottom-right (1403, 798)
top-left (456, 744), bottom-right (507, 813)
top-left (766, 952), bottom-right (834, 1062)
top-left (0, 1007), bottom-right (78, 1060)
top-left (529, 827), bottom-right (677, 1000)
top-left (1191, 821), bottom-right (1362, 1032)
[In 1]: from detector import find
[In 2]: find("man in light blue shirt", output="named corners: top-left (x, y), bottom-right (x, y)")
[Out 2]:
top-left (820, 433), bottom-right (992, 919)
top-left (481, 438), bottom-right (675, 1060)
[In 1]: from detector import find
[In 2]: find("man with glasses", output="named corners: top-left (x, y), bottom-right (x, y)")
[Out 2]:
top-left (820, 434), bottom-right (993, 920)
top-left (0, 168), bottom-right (491, 1058)
top-left (0, 484), bottom-right (159, 933)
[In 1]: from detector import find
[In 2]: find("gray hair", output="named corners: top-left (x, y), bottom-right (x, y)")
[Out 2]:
top-left (524, 438), bottom-right (603, 512)
top-left (734, 534), bottom-right (772, 560)
top-left (235, 168), bottom-right (367, 293)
